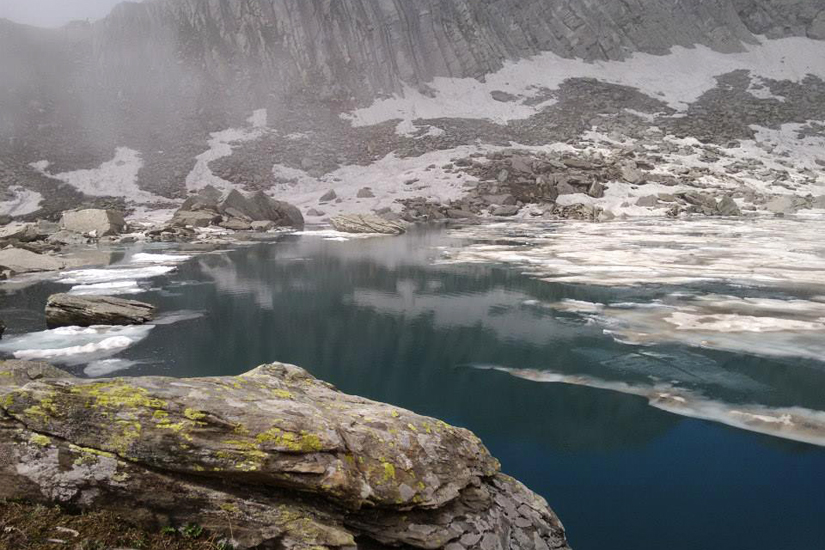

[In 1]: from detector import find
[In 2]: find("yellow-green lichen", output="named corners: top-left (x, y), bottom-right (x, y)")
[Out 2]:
top-left (255, 428), bottom-right (323, 452)
top-left (183, 408), bottom-right (206, 421)
top-left (71, 382), bottom-right (166, 411)
top-left (271, 389), bottom-right (294, 400)
top-left (29, 433), bottom-right (51, 447)
top-left (382, 462), bottom-right (396, 482)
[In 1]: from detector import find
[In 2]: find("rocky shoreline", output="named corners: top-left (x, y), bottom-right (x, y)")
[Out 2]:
top-left (0, 359), bottom-right (570, 550)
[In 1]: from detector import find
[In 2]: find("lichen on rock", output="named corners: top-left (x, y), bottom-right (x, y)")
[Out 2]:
top-left (0, 360), bottom-right (569, 549)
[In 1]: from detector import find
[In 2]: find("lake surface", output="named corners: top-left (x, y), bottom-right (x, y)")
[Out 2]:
top-left (2, 219), bottom-right (825, 550)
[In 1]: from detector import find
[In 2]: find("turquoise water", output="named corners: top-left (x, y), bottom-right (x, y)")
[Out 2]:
top-left (2, 225), bottom-right (825, 549)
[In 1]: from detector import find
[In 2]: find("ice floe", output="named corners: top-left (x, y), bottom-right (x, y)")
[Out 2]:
top-left (478, 365), bottom-right (825, 448)
top-left (0, 325), bottom-right (153, 366)
top-left (83, 359), bottom-right (139, 377)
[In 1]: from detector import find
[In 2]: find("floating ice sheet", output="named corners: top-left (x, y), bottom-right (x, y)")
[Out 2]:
top-left (477, 365), bottom-right (825, 448)
top-left (0, 325), bottom-right (153, 366)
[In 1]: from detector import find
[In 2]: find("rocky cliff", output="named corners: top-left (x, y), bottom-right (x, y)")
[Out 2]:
top-left (0, 359), bottom-right (570, 549)
top-left (0, 0), bottom-right (823, 211)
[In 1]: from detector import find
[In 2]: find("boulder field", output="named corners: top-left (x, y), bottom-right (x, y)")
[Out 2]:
top-left (0, 360), bottom-right (569, 550)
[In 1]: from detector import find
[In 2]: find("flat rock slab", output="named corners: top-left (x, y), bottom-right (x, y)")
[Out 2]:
top-left (331, 214), bottom-right (406, 235)
top-left (0, 247), bottom-right (66, 274)
top-left (45, 293), bottom-right (156, 328)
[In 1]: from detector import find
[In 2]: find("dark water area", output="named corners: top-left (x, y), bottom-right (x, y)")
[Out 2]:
top-left (2, 226), bottom-right (825, 550)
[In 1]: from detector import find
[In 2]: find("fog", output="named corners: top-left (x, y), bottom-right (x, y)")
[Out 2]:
top-left (0, 0), bottom-right (136, 28)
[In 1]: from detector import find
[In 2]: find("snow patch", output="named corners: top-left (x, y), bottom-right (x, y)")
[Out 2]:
top-left (0, 186), bottom-right (43, 217)
top-left (32, 147), bottom-right (165, 204)
top-left (344, 36), bottom-right (825, 131)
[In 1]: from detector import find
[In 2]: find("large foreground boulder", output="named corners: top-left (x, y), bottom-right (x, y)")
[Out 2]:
top-left (0, 247), bottom-right (66, 274)
top-left (0, 361), bottom-right (569, 550)
top-left (331, 214), bottom-right (406, 235)
top-left (60, 209), bottom-right (126, 237)
top-left (45, 294), bottom-right (156, 328)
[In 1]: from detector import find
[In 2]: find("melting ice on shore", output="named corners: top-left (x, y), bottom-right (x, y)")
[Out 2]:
top-left (0, 325), bottom-right (153, 366)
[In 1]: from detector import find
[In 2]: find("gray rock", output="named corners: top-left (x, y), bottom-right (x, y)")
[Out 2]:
top-left (497, 169), bottom-right (510, 183)
top-left (0, 361), bottom-right (570, 550)
top-left (356, 187), bottom-right (375, 198)
top-left (717, 195), bottom-right (741, 216)
top-left (306, 208), bottom-right (326, 217)
top-left (171, 210), bottom-right (221, 228)
top-left (319, 190), bottom-right (337, 202)
top-left (331, 214), bottom-right (406, 235)
top-left (60, 209), bottom-right (126, 237)
top-left (490, 90), bottom-right (518, 102)
top-left (46, 230), bottom-right (90, 246)
top-left (812, 196), bottom-right (825, 209)
top-left (0, 319), bottom-right (4, 339)
top-left (620, 164), bottom-right (644, 184)
top-left (250, 220), bottom-right (276, 231)
top-left (765, 196), bottom-right (799, 214)
top-left (45, 294), bottom-right (156, 328)
top-left (447, 209), bottom-right (478, 219)
top-left (556, 181), bottom-right (579, 195)
top-left (0, 248), bottom-right (66, 274)
top-left (219, 218), bottom-right (253, 231)
top-left (588, 182), bottom-right (605, 198)
top-left (492, 205), bottom-right (521, 216)
top-left (0, 222), bottom-right (38, 243)
top-left (636, 195), bottom-right (660, 207)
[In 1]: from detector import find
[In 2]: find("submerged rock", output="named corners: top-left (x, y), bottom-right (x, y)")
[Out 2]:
top-left (60, 209), bottom-right (126, 237)
top-left (331, 214), bottom-right (406, 235)
top-left (0, 319), bottom-right (4, 339)
top-left (0, 361), bottom-right (569, 550)
top-left (45, 294), bottom-right (156, 328)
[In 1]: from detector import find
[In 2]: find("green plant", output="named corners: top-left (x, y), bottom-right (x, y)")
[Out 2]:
top-left (181, 522), bottom-right (204, 539)
top-left (216, 541), bottom-right (235, 550)
top-left (160, 525), bottom-right (178, 536)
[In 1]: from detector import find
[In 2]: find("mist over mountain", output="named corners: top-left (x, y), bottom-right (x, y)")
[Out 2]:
top-left (0, 0), bottom-right (823, 215)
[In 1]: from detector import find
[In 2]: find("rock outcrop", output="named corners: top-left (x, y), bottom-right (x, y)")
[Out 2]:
top-left (45, 294), bottom-right (156, 328)
top-left (331, 214), bottom-right (406, 235)
top-left (60, 209), bottom-right (126, 237)
top-left (0, 360), bottom-right (570, 550)
top-left (173, 187), bottom-right (304, 230)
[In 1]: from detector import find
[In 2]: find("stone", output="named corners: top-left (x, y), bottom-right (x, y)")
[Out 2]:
top-left (636, 195), bottom-right (659, 207)
top-left (356, 187), bottom-right (375, 198)
top-left (45, 294), bottom-right (156, 328)
top-left (60, 209), bottom-right (126, 237)
top-left (306, 208), bottom-right (326, 217)
top-left (562, 158), bottom-right (596, 170)
top-left (331, 214), bottom-right (405, 235)
top-left (588, 182), bottom-right (605, 198)
top-left (0, 361), bottom-right (570, 550)
top-left (497, 169), bottom-right (510, 183)
top-left (447, 209), bottom-right (478, 219)
top-left (46, 230), bottom-right (89, 246)
top-left (0, 318), bottom-right (4, 339)
top-left (251, 220), bottom-right (276, 231)
top-left (716, 195), bottom-right (741, 216)
top-left (0, 222), bottom-right (38, 243)
top-left (319, 190), bottom-right (337, 202)
top-left (556, 181), bottom-right (579, 195)
top-left (219, 218), bottom-right (253, 231)
top-left (490, 90), bottom-right (518, 102)
top-left (492, 205), bottom-right (520, 216)
top-left (171, 210), bottom-right (221, 228)
top-left (620, 164), bottom-right (644, 184)
top-left (765, 196), bottom-right (799, 214)
top-left (812, 196), bottom-right (825, 209)
top-left (0, 248), bottom-right (66, 274)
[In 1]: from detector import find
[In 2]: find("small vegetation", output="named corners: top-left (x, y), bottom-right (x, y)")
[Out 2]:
top-left (0, 501), bottom-right (233, 550)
